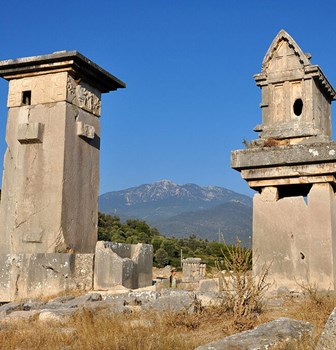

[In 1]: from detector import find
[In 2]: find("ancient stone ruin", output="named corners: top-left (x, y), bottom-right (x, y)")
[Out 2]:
top-left (0, 51), bottom-right (152, 301)
top-left (94, 241), bottom-right (153, 290)
top-left (182, 258), bottom-right (206, 283)
top-left (231, 30), bottom-right (336, 291)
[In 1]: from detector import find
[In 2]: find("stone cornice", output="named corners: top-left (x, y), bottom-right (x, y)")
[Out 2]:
top-left (0, 51), bottom-right (126, 93)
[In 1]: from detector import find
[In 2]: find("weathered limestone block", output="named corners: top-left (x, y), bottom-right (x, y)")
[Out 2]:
top-left (2, 310), bottom-right (40, 323)
top-left (94, 241), bottom-right (153, 290)
top-left (0, 52), bottom-right (125, 255)
top-left (231, 30), bottom-right (336, 292)
top-left (131, 243), bottom-right (153, 288)
top-left (39, 309), bottom-right (77, 324)
top-left (0, 102), bottom-right (101, 254)
top-left (94, 241), bottom-right (134, 289)
top-left (253, 183), bottom-right (336, 291)
top-left (316, 307), bottom-right (336, 350)
top-left (76, 121), bottom-right (95, 139)
top-left (143, 290), bottom-right (194, 313)
top-left (194, 317), bottom-right (313, 350)
top-left (232, 142), bottom-right (336, 178)
top-left (260, 186), bottom-right (278, 201)
top-left (253, 30), bottom-right (335, 143)
top-left (0, 253), bottom-right (94, 302)
top-left (198, 278), bottom-right (220, 293)
top-left (182, 258), bottom-right (206, 283)
top-left (7, 72), bottom-right (68, 108)
top-left (17, 122), bottom-right (43, 143)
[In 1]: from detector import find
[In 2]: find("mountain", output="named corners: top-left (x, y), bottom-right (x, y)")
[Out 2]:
top-left (98, 180), bottom-right (252, 246)
top-left (155, 202), bottom-right (252, 245)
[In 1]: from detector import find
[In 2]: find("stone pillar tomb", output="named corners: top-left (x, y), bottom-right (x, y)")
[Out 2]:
top-left (231, 30), bottom-right (336, 290)
top-left (0, 51), bottom-right (126, 300)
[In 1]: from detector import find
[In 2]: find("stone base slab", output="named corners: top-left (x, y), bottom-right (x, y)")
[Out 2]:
top-left (231, 142), bottom-right (336, 170)
top-left (0, 253), bottom-right (94, 302)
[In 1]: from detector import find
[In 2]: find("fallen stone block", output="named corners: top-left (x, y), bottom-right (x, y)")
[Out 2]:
top-left (198, 278), bottom-right (220, 293)
top-left (39, 308), bottom-right (77, 323)
top-left (316, 306), bottom-right (336, 350)
top-left (0, 302), bottom-right (23, 316)
top-left (45, 295), bottom-right (77, 310)
top-left (128, 290), bottom-right (160, 302)
top-left (144, 290), bottom-right (195, 313)
top-left (154, 277), bottom-right (170, 290)
top-left (22, 300), bottom-right (46, 311)
top-left (195, 292), bottom-right (222, 307)
top-left (64, 292), bottom-right (102, 308)
top-left (80, 300), bottom-right (125, 315)
top-left (2, 310), bottom-right (40, 323)
top-left (194, 317), bottom-right (313, 350)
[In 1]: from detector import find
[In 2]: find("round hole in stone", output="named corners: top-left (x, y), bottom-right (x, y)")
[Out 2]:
top-left (293, 98), bottom-right (303, 116)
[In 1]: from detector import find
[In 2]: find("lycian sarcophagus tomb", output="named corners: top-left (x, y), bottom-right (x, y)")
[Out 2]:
top-left (231, 30), bottom-right (336, 291)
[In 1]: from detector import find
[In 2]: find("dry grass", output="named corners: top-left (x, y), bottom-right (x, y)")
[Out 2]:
top-left (0, 290), bottom-right (334, 350)
top-left (217, 240), bottom-right (272, 328)
top-left (0, 251), bottom-right (334, 350)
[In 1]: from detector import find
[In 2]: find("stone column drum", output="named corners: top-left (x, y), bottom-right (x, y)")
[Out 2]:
top-left (231, 30), bottom-right (336, 291)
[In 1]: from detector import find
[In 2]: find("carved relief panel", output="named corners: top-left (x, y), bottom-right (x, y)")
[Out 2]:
top-left (7, 73), bottom-right (102, 117)
top-left (66, 75), bottom-right (101, 116)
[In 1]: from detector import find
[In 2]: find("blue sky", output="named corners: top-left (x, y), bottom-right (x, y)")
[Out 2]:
top-left (0, 1), bottom-right (335, 196)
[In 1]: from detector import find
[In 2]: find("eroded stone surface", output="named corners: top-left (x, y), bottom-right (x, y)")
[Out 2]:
top-left (94, 241), bottom-right (153, 290)
top-left (0, 52), bottom-right (125, 256)
top-left (198, 278), bottom-right (220, 293)
top-left (0, 253), bottom-right (94, 302)
top-left (194, 317), bottom-right (313, 350)
top-left (254, 30), bottom-right (335, 142)
top-left (253, 183), bottom-right (336, 291)
top-left (316, 307), bottom-right (336, 350)
top-left (182, 258), bottom-right (206, 283)
top-left (230, 30), bottom-right (336, 292)
top-left (39, 309), bottom-right (77, 324)
top-left (0, 51), bottom-right (125, 301)
top-left (0, 286), bottom-right (313, 350)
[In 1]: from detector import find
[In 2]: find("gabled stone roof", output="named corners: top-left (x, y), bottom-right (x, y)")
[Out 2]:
top-left (254, 29), bottom-right (336, 101)
top-left (261, 29), bottom-right (310, 71)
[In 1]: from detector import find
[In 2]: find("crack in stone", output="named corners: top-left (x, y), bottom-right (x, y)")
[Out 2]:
top-left (14, 273), bottom-right (20, 298)
top-left (41, 265), bottom-right (68, 278)
top-left (14, 202), bottom-right (53, 229)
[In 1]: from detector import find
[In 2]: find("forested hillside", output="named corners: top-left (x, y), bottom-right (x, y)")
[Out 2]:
top-left (99, 180), bottom-right (252, 246)
top-left (98, 212), bottom-right (251, 269)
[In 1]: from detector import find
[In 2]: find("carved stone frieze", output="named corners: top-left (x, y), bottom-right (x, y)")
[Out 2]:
top-left (66, 76), bottom-right (101, 116)
top-left (7, 72), bottom-right (67, 108)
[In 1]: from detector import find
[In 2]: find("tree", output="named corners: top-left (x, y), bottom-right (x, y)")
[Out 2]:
top-left (154, 248), bottom-right (169, 267)
top-left (151, 236), bottom-right (164, 251)
top-left (160, 239), bottom-right (179, 258)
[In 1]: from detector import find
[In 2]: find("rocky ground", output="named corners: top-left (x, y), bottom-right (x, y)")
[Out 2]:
top-left (0, 285), bottom-right (334, 349)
